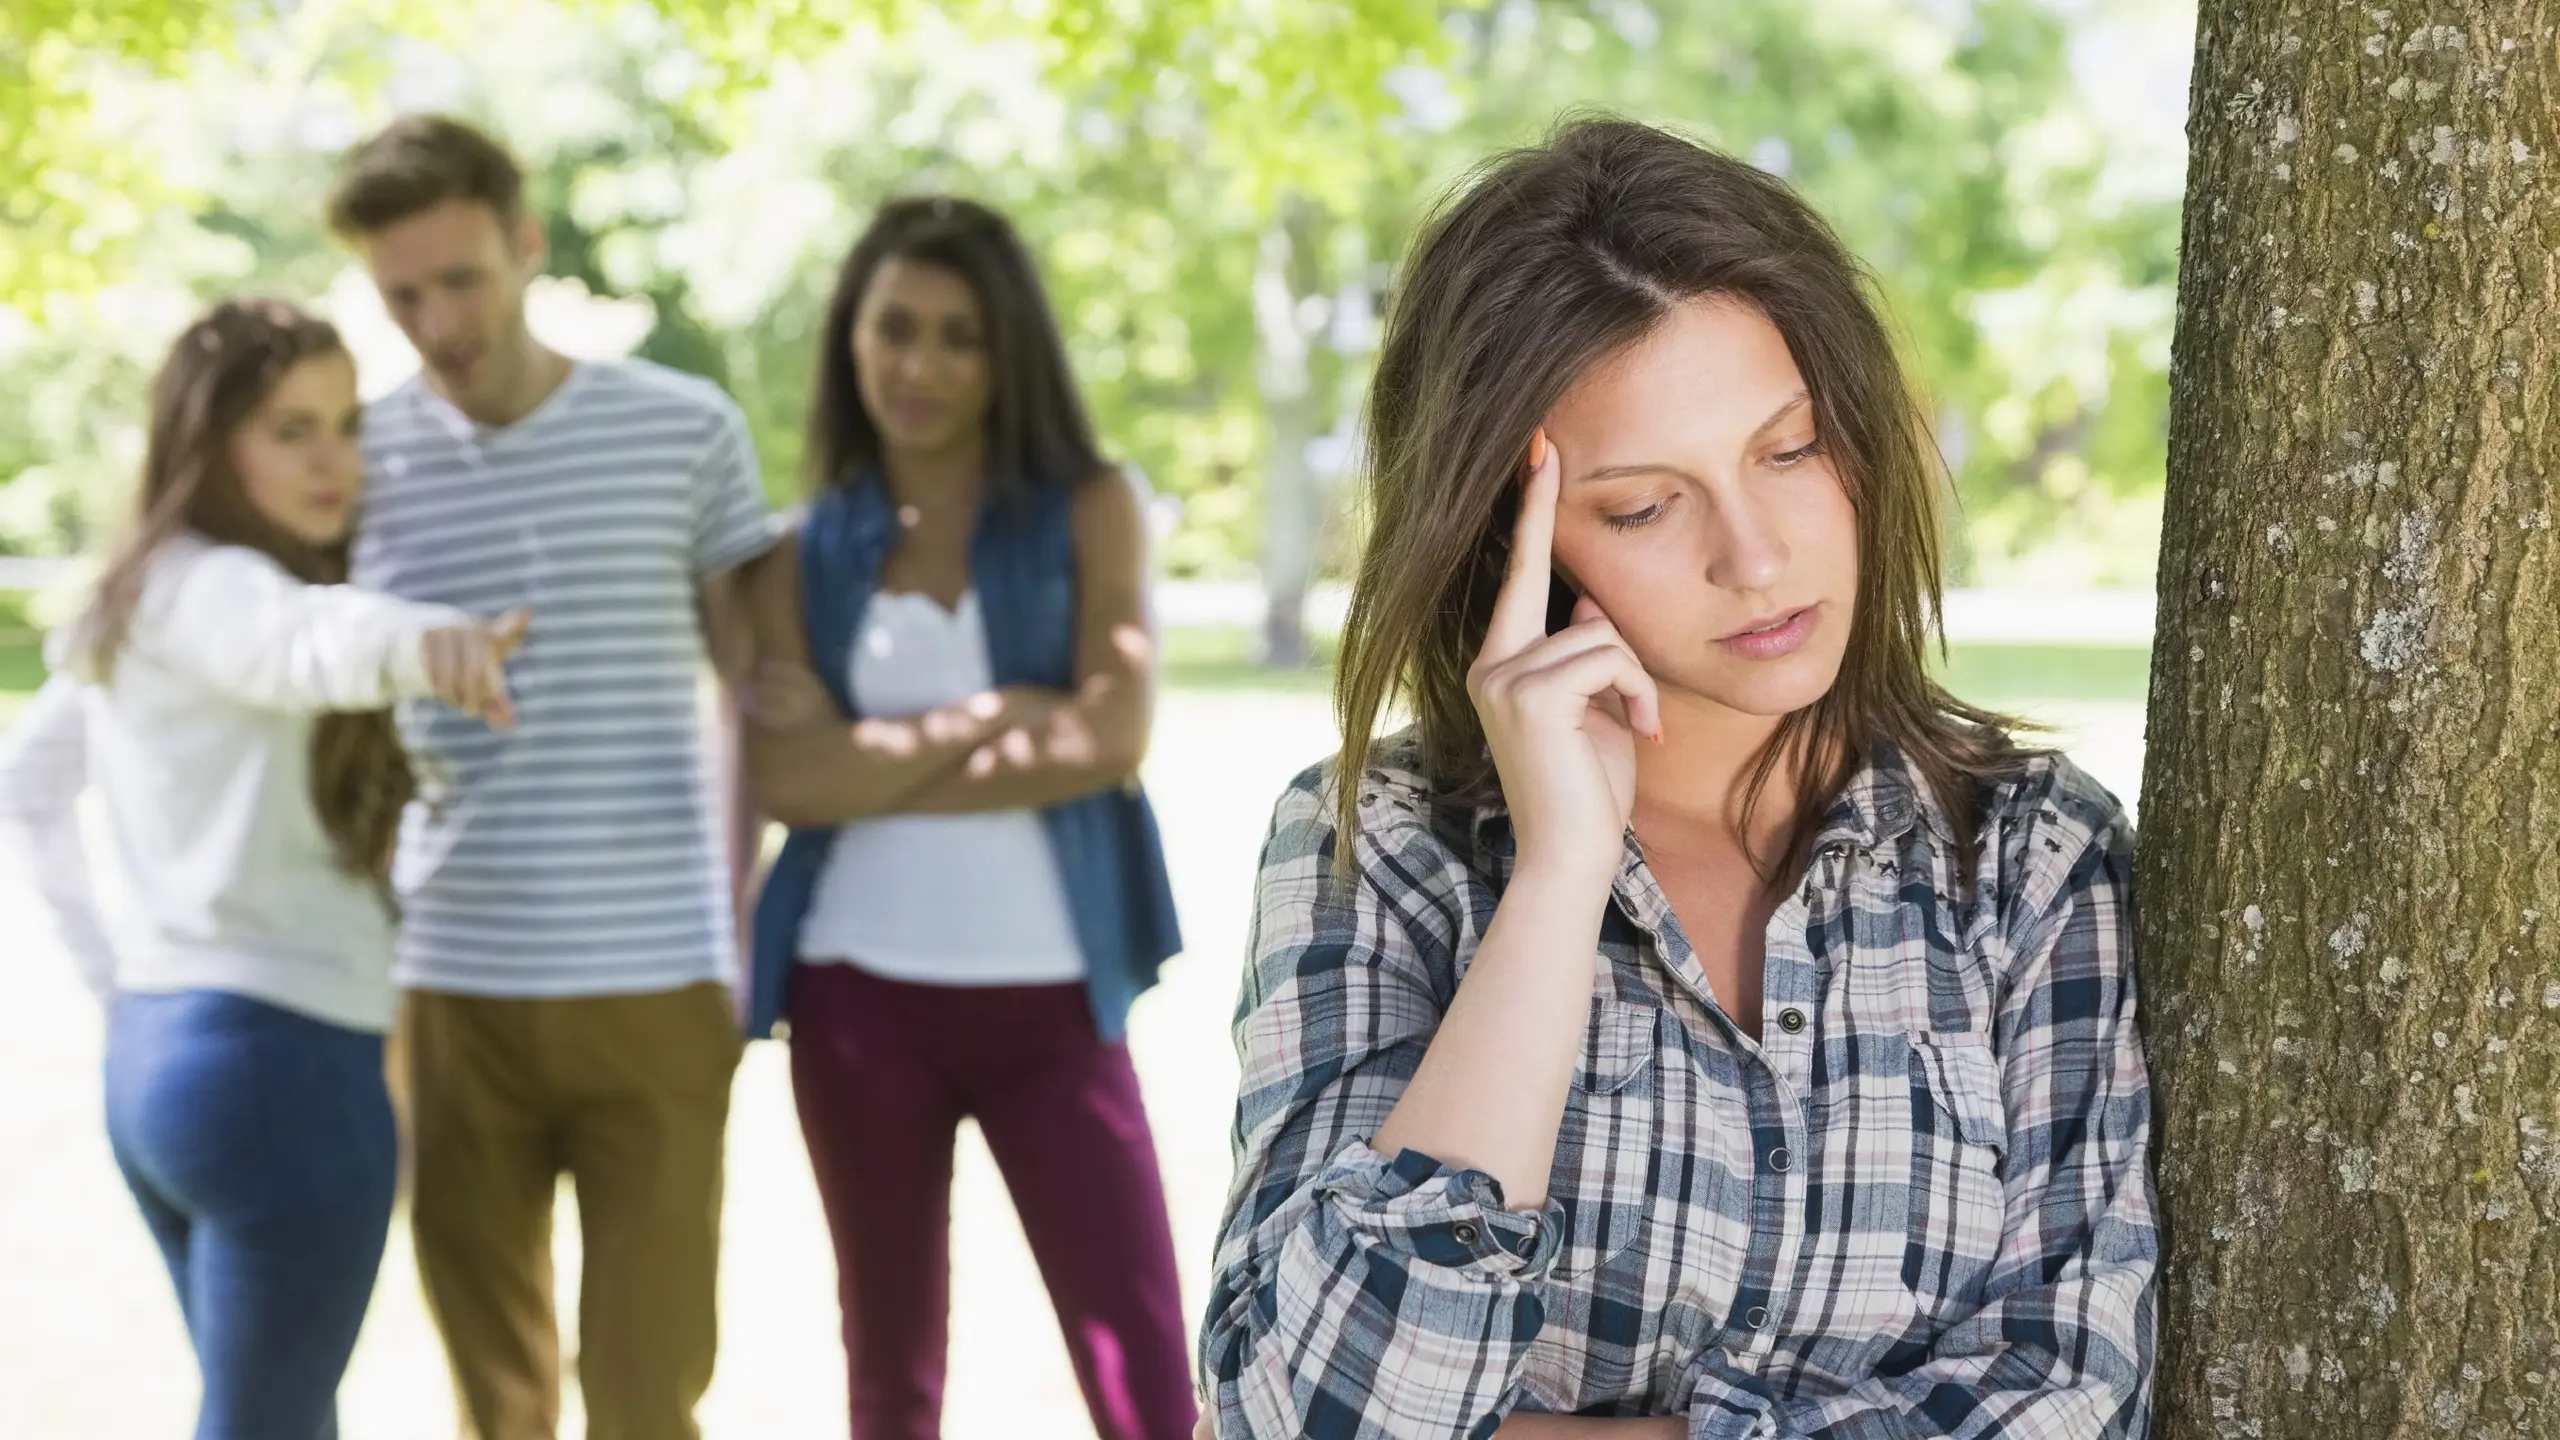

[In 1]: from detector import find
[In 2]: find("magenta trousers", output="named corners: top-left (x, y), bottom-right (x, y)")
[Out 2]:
top-left (788, 961), bottom-right (1197, 1440)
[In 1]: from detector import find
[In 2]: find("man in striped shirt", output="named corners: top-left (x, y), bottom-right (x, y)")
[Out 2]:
top-left (331, 114), bottom-right (774, 1440)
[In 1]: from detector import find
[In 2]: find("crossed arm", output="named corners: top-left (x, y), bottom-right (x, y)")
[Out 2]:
top-left (741, 470), bottom-right (1157, 830)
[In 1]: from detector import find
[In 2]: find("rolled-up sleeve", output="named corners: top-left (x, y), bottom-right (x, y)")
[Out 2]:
top-left (1198, 775), bottom-right (1561, 1438)
top-left (1691, 815), bottom-right (2157, 1440)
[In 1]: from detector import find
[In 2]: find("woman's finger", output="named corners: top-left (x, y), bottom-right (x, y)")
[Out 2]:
top-left (1479, 613), bottom-right (1634, 687)
top-left (487, 608), bottom-right (532, 660)
top-left (1557, 590), bottom-right (1659, 738)
top-left (1517, 639), bottom-right (1663, 742)
top-left (1586, 687), bottom-right (1633, 746)
top-left (429, 632), bottom-right (468, 708)
top-left (478, 651), bottom-right (515, 730)
top-left (1481, 428), bottom-right (1560, 660)
top-left (453, 637), bottom-right (495, 718)
top-left (452, 643), bottom-right (489, 718)
top-left (1622, 667), bottom-right (1663, 742)
top-left (1479, 597), bottom-right (1641, 677)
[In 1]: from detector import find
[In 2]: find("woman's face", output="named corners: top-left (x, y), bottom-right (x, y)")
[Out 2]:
top-left (1541, 295), bottom-right (1859, 719)
top-left (232, 351), bottom-right (364, 548)
top-left (851, 256), bottom-right (994, 459)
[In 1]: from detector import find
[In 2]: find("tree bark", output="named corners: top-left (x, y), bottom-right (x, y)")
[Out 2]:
top-left (1256, 197), bottom-right (1325, 669)
top-left (2142, 5), bottom-right (2560, 1436)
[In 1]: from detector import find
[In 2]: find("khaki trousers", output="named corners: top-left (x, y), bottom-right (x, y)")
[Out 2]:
top-left (398, 983), bottom-right (741, 1440)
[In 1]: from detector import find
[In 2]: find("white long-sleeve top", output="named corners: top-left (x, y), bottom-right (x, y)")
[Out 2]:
top-left (0, 535), bottom-right (469, 1032)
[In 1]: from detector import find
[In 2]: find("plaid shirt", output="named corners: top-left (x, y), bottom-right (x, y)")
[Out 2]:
top-left (1197, 733), bottom-right (2157, 1438)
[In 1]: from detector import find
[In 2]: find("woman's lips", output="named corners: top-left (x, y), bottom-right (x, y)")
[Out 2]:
top-left (1716, 604), bottom-right (1819, 661)
top-left (885, 395), bottom-right (948, 427)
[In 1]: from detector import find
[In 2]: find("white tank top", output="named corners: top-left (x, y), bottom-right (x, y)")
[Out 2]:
top-left (795, 589), bottom-right (1086, 986)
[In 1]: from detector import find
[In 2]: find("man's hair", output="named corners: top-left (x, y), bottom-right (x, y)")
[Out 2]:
top-left (327, 113), bottom-right (525, 238)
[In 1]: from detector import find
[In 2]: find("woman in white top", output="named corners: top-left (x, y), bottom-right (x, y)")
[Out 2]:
top-left (0, 298), bottom-right (523, 1440)
top-left (742, 197), bottom-right (1194, 1438)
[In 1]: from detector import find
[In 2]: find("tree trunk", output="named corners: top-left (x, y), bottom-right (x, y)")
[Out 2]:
top-left (2141, 5), bottom-right (2560, 1436)
top-left (1256, 197), bottom-right (1324, 669)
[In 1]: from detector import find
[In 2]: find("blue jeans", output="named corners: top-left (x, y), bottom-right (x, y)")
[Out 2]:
top-left (104, 990), bottom-right (398, 1440)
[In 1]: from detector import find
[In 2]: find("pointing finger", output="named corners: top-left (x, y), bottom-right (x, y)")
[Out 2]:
top-left (1483, 428), bottom-right (1560, 659)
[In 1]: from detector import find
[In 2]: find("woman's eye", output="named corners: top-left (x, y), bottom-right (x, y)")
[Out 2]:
top-left (1769, 439), bottom-right (1826, 469)
top-left (1602, 500), bottom-right (1668, 532)
top-left (275, 420), bottom-right (313, 443)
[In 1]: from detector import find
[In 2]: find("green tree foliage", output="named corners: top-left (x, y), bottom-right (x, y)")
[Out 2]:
top-left (1, 0), bottom-right (2179, 591)
top-left (2, 0), bottom-right (233, 297)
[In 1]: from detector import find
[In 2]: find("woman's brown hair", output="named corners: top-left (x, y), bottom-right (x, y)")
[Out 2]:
top-left (806, 196), bottom-right (1105, 503)
top-left (1335, 116), bottom-right (2024, 878)
top-left (76, 298), bottom-right (414, 887)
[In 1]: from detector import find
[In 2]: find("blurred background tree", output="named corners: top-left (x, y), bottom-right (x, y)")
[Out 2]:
top-left (2, 0), bottom-right (2187, 656)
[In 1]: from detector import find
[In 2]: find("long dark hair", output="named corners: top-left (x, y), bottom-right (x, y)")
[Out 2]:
top-left (806, 196), bottom-right (1104, 501)
top-left (77, 298), bottom-right (415, 885)
top-left (1336, 116), bottom-right (2023, 878)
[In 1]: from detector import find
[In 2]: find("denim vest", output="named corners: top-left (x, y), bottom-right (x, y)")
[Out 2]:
top-left (746, 476), bottom-right (1183, 1041)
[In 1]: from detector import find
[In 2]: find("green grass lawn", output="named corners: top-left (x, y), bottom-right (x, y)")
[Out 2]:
top-left (1160, 625), bottom-right (1339, 694)
top-left (0, 623), bottom-right (2151, 726)
top-left (1934, 641), bottom-right (2151, 707)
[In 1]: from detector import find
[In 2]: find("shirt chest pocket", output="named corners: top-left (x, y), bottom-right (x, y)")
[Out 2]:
top-left (1902, 1032), bottom-right (2010, 1314)
top-left (1549, 999), bottom-right (1660, 1279)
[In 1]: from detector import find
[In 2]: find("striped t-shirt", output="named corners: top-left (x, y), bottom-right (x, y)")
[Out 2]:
top-left (355, 359), bottom-right (775, 997)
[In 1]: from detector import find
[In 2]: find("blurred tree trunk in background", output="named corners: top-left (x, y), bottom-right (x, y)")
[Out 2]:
top-left (2140, 3), bottom-right (2560, 1435)
top-left (1255, 196), bottom-right (1325, 669)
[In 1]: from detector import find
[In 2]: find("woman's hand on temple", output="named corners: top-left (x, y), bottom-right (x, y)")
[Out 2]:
top-left (1467, 428), bottom-right (1661, 889)
top-left (422, 609), bottom-right (530, 730)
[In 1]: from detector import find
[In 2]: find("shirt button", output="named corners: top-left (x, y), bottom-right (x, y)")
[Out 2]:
top-left (1745, 1306), bottom-right (1771, 1330)
top-left (1778, 1008), bottom-right (1806, 1034)
top-left (1768, 1146), bottom-right (1792, 1173)
top-left (1451, 1222), bottom-right (1480, 1246)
